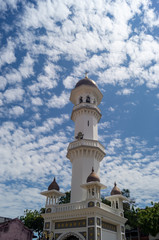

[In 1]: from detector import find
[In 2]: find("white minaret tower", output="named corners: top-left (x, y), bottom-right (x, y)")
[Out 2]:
top-left (67, 74), bottom-right (106, 203)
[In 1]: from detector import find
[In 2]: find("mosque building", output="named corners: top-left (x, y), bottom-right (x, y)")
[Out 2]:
top-left (41, 75), bottom-right (128, 240)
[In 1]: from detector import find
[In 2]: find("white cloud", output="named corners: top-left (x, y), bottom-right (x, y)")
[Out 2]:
top-left (108, 107), bottom-right (115, 112)
top-left (63, 76), bottom-right (77, 89)
top-left (5, 69), bottom-right (22, 84)
top-left (4, 88), bottom-right (24, 103)
top-left (19, 53), bottom-right (34, 78)
top-left (0, 40), bottom-right (16, 68)
top-left (99, 121), bottom-right (111, 129)
top-left (33, 114), bottom-right (69, 134)
top-left (47, 91), bottom-right (70, 108)
top-left (31, 97), bottom-right (43, 106)
top-left (9, 106), bottom-right (24, 117)
top-left (116, 88), bottom-right (134, 95)
top-left (0, 76), bottom-right (7, 90)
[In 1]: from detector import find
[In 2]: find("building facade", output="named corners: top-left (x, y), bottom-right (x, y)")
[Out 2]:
top-left (41, 76), bottom-right (128, 240)
top-left (0, 218), bottom-right (33, 240)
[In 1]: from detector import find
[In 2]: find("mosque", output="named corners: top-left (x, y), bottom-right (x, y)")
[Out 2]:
top-left (41, 75), bottom-right (128, 240)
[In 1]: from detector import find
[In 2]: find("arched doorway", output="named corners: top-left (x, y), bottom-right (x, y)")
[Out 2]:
top-left (64, 236), bottom-right (79, 240)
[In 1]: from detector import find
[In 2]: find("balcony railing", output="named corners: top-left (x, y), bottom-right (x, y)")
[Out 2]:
top-left (46, 200), bottom-right (123, 217)
top-left (67, 139), bottom-right (105, 153)
top-left (72, 103), bottom-right (101, 113)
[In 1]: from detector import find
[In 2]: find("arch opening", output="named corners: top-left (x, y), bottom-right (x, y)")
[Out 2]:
top-left (64, 236), bottom-right (79, 240)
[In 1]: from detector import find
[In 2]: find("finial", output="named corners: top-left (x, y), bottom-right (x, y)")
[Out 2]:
top-left (114, 182), bottom-right (117, 186)
top-left (92, 167), bottom-right (94, 172)
top-left (85, 71), bottom-right (88, 78)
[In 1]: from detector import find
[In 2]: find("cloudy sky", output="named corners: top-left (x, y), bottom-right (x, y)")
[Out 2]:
top-left (0, 0), bottom-right (159, 218)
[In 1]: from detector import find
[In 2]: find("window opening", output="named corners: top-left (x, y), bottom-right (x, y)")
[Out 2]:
top-left (86, 96), bottom-right (90, 103)
top-left (88, 121), bottom-right (89, 126)
top-left (79, 96), bottom-right (83, 103)
top-left (92, 188), bottom-right (94, 196)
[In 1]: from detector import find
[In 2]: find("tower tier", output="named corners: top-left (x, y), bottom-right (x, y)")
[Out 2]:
top-left (67, 139), bottom-right (106, 203)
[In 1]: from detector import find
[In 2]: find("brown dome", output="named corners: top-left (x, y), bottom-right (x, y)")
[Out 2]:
top-left (111, 182), bottom-right (121, 195)
top-left (48, 177), bottom-right (60, 191)
top-left (87, 168), bottom-right (100, 183)
top-left (75, 77), bottom-right (97, 89)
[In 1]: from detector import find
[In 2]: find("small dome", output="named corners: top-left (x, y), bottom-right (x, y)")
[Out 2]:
top-left (111, 182), bottom-right (121, 195)
top-left (48, 177), bottom-right (60, 191)
top-left (75, 77), bottom-right (97, 89)
top-left (87, 167), bottom-right (100, 183)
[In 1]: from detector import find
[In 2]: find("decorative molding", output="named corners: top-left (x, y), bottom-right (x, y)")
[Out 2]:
top-left (55, 233), bottom-right (62, 240)
top-left (97, 218), bottom-right (100, 226)
top-left (55, 219), bottom-right (86, 229)
top-left (88, 201), bottom-right (95, 207)
top-left (80, 232), bottom-right (87, 239)
top-left (97, 227), bottom-right (101, 240)
top-left (88, 227), bottom-right (95, 240)
top-left (46, 208), bottom-right (51, 213)
top-left (58, 231), bottom-right (85, 240)
top-left (88, 217), bottom-right (95, 226)
top-left (45, 222), bottom-right (50, 229)
top-left (102, 221), bottom-right (117, 232)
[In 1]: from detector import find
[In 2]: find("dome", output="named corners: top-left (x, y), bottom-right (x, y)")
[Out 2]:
top-left (87, 167), bottom-right (100, 183)
top-left (48, 177), bottom-right (60, 191)
top-left (75, 77), bottom-right (97, 89)
top-left (111, 182), bottom-right (121, 195)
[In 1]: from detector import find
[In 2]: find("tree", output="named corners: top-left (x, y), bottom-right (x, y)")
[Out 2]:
top-left (136, 202), bottom-right (159, 237)
top-left (20, 208), bottom-right (44, 239)
top-left (101, 197), bottom-right (111, 206)
top-left (59, 191), bottom-right (71, 204)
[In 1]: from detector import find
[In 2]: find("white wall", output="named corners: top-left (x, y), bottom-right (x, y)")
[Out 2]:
top-left (74, 111), bottom-right (98, 140)
top-left (102, 229), bottom-right (117, 240)
top-left (71, 153), bottom-right (100, 203)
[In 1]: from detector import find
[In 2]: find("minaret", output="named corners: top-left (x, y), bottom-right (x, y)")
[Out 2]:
top-left (67, 75), bottom-right (106, 203)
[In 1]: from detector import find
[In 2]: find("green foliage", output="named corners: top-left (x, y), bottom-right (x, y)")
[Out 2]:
top-left (121, 189), bottom-right (137, 229)
top-left (59, 191), bottom-right (71, 204)
top-left (136, 202), bottom-right (159, 237)
top-left (20, 208), bottom-right (44, 239)
top-left (122, 189), bottom-right (159, 237)
top-left (101, 197), bottom-right (111, 206)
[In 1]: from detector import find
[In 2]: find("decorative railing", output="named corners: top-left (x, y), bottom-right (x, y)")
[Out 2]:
top-left (67, 139), bottom-right (105, 153)
top-left (52, 201), bottom-right (87, 213)
top-left (48, 200), bottom-right (122, 217)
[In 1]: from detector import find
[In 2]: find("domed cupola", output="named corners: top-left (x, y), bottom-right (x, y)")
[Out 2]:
top-left (75, 76), bottom-right (97, 89)
top-left (87, 167), bottom-right (100, 183)
top-left (48, 177), bottom-right (60, 191)
top-left (111, 182), bottom-right (121, 195)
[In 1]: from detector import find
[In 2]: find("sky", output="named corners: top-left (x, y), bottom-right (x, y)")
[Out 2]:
top-left (0, 0), bottom-right (159, 218)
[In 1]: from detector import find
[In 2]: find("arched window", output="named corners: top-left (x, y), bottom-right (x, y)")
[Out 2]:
top-left (92, 188), bottom-right (94, 196)
top-left (116, 201), bottom-right (118, 209)
top-left (86, 96), bottom-right (90, 103)
top-left (79, 96), bottom-right (83, 103)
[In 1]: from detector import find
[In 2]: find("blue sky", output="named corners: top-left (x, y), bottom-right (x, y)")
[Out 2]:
top-left (0, 0), bottom-right (159, 218)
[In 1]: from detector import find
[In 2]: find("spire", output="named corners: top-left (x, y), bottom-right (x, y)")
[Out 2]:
top-left (111, 182), bottom-right (121, 195)
top-left (87, 167), bottom-right (100, 183)
top-left (85, 71), bottom-right (88, 78)
top-left (48, 177), bottom-right (60, 191)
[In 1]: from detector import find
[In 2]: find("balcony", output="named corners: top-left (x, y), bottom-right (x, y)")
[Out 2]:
top-left (46, 200), bottom-right (123, 217)
top-left (72, 103), bottom-right (101, 113)
top-left (67, 139), bottom-right (106, 154)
